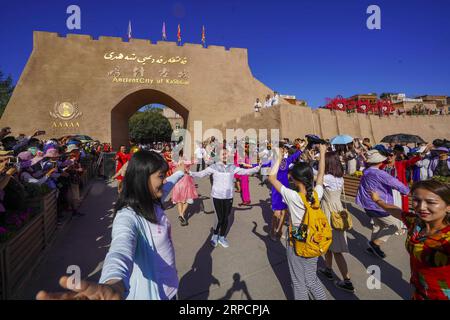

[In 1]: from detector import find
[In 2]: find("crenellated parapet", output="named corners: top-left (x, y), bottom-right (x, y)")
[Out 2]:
top-left (32, 31), bottom-right (248, 56)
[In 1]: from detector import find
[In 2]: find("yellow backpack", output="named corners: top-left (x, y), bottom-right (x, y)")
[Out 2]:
top-left (289, 190), bottom-right (333, 258)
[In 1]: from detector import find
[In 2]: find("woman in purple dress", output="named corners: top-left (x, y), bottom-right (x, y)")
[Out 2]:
top-left (263, 142), bottom-right (302, 240)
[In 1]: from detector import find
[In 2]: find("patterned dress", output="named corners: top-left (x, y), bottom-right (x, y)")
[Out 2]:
top-left (171, 160), bottom-right (198, 204)
top-left (402, 211), bottom-right (450, 300)
top-left (163, 151), bottom-right (174, 177)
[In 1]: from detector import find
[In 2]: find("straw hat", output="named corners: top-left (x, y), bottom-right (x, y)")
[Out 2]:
top-left (366, 149), bottom-right (387, 164)
top-left (44, 148), bottom-right (61, 158)
top-left (0, 150), bottom-right (13, 156)
top-left (18, 151), bottom-right (44, 168)
top-left (66, 144), bottom-right (80, 153)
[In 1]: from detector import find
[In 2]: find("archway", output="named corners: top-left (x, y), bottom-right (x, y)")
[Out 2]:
top-left (111, 89), bottom-right (189, 149)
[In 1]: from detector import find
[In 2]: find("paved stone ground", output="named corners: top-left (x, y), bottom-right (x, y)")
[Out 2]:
top-left (18, 175), bottom-right (412, 300)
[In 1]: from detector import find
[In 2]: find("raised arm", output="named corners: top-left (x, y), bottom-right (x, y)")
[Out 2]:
top-left (268, 148), bottom-right (283, 193)
top-left (287, 150), bottom-right (302, 165)
top-left (315, 144), bottom-right (327, 186)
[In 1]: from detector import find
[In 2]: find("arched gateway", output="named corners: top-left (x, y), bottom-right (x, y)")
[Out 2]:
top-left (0, 31), bottom-right (275, 148)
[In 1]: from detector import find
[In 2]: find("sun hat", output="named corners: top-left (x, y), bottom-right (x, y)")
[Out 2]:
top-left (434, 147), bottom-right (449, 153)
top-left (17, 151), bottom-right (42, 167)
top-left (0, 150), bottom-right (13, 156)
top-left (366, 149), bottom-right (387, 164)
top-left (66, 144), bottom-right (79, 153)
top-left (18, 151), bottom-right (33, 162)
top-left (44, 148), bottom-right (61, 158)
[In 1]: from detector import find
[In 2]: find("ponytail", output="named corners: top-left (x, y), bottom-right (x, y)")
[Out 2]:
top-left (289, 162), bottom-right (316, 205)
top-left (304, 179), bottom-right (316, 206)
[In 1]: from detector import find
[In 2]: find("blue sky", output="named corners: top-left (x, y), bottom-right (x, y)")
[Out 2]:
top-left (1, 0), bottom-right (449, 107)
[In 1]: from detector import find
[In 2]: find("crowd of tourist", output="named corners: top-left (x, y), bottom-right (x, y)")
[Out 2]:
top-left (36, 132), bottom-right (449, 301)
top-left (0, 127), bottom-right (109, 227)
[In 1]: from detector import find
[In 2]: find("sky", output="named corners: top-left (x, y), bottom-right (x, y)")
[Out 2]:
top-left (1, 0), bottom-right (449, 107)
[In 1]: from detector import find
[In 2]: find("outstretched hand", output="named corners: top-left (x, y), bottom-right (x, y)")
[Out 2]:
top-left (36, 276), bottom-right (122, 300)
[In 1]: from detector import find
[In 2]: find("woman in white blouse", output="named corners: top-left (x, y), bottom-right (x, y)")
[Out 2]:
top-left (318, 151), bottom-right (354, 293)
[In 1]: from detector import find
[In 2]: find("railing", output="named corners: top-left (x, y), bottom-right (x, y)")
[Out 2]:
top-left (0, 157), bottom-right (97, 300)
top-left (0, 190), bottom-right (56, 299)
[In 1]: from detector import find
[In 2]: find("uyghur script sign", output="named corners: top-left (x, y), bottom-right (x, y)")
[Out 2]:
top-left (104, 52), bottom-right (188, 65)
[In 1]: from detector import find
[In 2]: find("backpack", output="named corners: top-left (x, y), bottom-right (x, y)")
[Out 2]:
top-left (289, 190), bottom-right (333, 258)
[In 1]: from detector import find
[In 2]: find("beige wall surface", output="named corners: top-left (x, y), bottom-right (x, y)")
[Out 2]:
top-left (216, 105), bottom-right (449, 144)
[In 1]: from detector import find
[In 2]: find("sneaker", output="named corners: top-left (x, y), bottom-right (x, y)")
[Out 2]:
top-left (318, 267), bottom-right (334, 280)
top-left (218, 236), bottom-right (230, 248)
top-left (211, 234), bottom-right (219, 247)
top-left (366, 241), bottom-right (386, 259)
top-left (178, 216), bottom-right (188, 226)
top-left (335, 279), bottom-right (355, 293)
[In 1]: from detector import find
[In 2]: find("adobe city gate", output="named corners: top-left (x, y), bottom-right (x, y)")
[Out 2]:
top-left (0, 31), bottom-right (276, 149)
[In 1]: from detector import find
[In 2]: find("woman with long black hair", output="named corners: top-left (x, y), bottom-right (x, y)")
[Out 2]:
top-left (371, 180), bottom-right (449, 300)
top-left (36, 150), bottom-right (185, 300)
top-left (269, 144), bottom-right (328, 300)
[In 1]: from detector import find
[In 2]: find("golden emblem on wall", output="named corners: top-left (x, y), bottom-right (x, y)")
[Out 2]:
top-left (50, 102), bottom-right (82, 120)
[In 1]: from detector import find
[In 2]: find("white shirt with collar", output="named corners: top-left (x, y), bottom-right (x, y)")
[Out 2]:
top-left (190, 162), bottom-right (261, 199)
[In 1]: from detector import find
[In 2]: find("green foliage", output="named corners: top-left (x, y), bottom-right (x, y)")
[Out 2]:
top-left (0, 70), bottom-right (15, 118)
top-left (129, 109), bottom-right (173, 143)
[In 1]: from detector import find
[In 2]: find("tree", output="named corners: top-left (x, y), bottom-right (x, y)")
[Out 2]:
top-left (129, 109), bottom-right (173, 143)
top-left (0, 70), bottom-right (15, 118)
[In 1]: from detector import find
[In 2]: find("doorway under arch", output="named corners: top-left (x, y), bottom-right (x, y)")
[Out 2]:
top-left (111, 89), bottom-right (189, 149)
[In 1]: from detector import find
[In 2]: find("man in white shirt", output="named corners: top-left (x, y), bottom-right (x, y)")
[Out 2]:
top-left (194, 142), bottom-right (207, 171)
top-left (264, 94), bottom-right (272, 108)
top-left (254, 98), bottom-right (262, 113)
top-left (272, 91), bottom-right (280, 106)
top-left (190, 148), bottom-right (261, 248)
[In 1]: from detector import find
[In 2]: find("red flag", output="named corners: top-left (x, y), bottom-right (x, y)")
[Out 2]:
top-left (177, 24), bottom-right (181, 44)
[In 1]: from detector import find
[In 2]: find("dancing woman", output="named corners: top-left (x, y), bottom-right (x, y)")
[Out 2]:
top-left (262, 142), bottom-right (302, 241)
top-left (190, 148), bottom-right (261, 248)
top-left (37, 151), bottom-right (186, 300)
top-left (268, 144), bottom-right (328, 300)
top-left (171, 150), bottom-right (199, 226)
